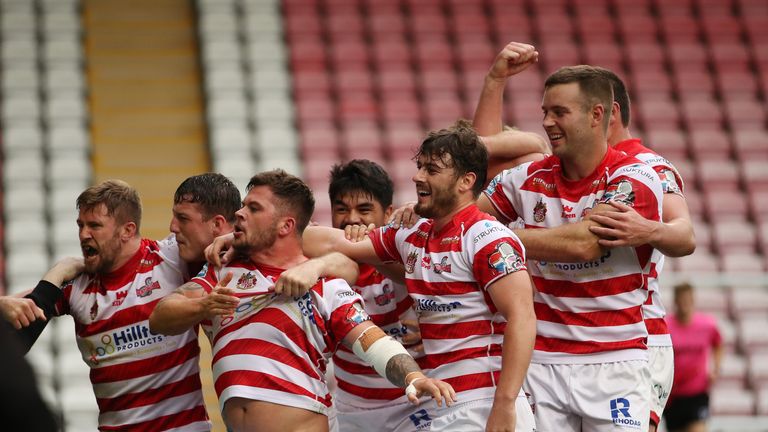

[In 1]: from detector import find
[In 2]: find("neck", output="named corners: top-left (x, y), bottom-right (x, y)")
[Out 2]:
top-left (108, 237), bottom-right (142, 273)
top-left (249, 237), bottom-right (307, 269)
top-left (677, 311), bottom-right (692, 324)
top-left (608, 127), bottom-right (633, 147)
top-left (561, 138), bottom-right (608, 181)
top-left (431, 199), bottom-right (474, 232)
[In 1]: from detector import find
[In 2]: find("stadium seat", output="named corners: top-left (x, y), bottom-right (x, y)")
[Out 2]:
top-left (719, 353), bottom-right (749, 388)
top-left (644, 129), bottom-right (689, 163)
top-left (733, 129), bottom-right (768, 160)
top-left (688, 130), bottom-right (733, 160)
top-left (758, 386), bottom-right (768, 415)
top-left (703, 189), bottom-right (749, 223)
top-left (739, 319), bottom-right (768, 354)
top-left (673, 250), bottom-right (719, 274)
top-left (681, 98), bottom-right (724, 131)
top-left (711, 386), bottom-right (755, 415)
top-left (712, 220), bottom-right (757, 254)
top-left (695, 159), bottom-right (741, 191)
top-left (721, 253), bottom-right (766, 273)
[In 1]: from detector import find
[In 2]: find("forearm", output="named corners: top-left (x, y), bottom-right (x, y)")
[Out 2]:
top-left (495, 311), bottom-right (535, 401)
top-left (650, 219), bottom-right (695, 257)
top-left (16, 280), bottom-right (63, 352)
top-left (149, 294), bottom-right (205, 335)
top-left (313, 252), bottom-right (359, 286)
top-left (473, 76), bottom-right (507, 135)
top-left (482, 131), bottom-right (549, 160)
top-left (514, 223), bottom-right (605, 262)
top-left (302, 226), bottom-right (347, 258)
top-left (384, 353), bottom-right (423, 388)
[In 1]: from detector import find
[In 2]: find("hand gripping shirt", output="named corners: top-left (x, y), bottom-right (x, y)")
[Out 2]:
top-left (333, 264), bottom-right (420, 408)
top-left (369, 204), bottom-right (528, 403)
top-left (616, 138), bottom-right (686, 347)
top-left (191, 259), bottom-right (369, 415)
top-left (484, 146), bottom-right (664, 364)
top-left (55, 237), bottom-right (209, 431)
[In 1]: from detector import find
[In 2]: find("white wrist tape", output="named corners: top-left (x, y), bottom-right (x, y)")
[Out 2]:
top-left (352, 326), bottom-right (411, 381)
top-left (405, 377), bottom-right (425, 397)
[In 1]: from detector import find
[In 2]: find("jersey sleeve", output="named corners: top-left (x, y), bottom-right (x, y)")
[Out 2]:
top-left (483, 165), bottom-right (527, 224)
top-left (467, 220), bottom-right (528, 290)
top-left (157, 234), bottom-right (187, 277)
top-left (189, 263), bottom-right (219, 293)
top-left (368, 224), bottom-right (405, 264)
top-left (601, 162), bottom-right (664, 222)
top-left (322, 278), bottom-right (371, 344)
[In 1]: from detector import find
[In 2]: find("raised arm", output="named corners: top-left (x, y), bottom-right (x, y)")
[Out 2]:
top-left (588, 195), bottom-right (695, 257)
top-left (302, 225), bottom-right (383, 265)
top-left (473, 42), bottom-right (538, 136)
top-left (485, 270), bottom-right (536, 431)
top-left (149, 274), bottom-right (239, 336)
top-left (275, 252), bottom-right (361, 297)
top-left (482, 129), bottom-right (550, 181)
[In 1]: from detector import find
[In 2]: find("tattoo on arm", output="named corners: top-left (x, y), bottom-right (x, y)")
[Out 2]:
top-left (385, 353), bottom-right (421, 388)
top-left (175, 282), bottom-right (202, 294)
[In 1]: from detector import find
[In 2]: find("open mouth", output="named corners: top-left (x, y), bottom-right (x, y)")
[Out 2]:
top-left (82, 245), bottom-right (99, 258)
top-left (548, 132), bottom-right (564, 142)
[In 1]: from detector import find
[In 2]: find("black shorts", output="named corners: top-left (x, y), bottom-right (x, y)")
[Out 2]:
top-left (663, 393), bottom-right (710, 430)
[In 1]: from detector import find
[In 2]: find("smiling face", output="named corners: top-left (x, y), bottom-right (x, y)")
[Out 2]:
top-left (78, 204), bottom-right (125, 274)
top-left (232, 186), bottom-right (281, 255)
top-left (542, 82), bottom-right (597, 161)
top-left (169, 201), bottom-right (217, 263)
top-left (331, 190), bottom-right (391, 230)
top-left (412, 153), bottom-right (460, 219)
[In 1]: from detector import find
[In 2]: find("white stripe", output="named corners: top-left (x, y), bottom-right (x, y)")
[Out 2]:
top-left (93, 356), bottom-right (200, 399)
top-left (333, 366), bottom-right (396, 390)
top-left (537, 320), bottom-right (647, 343)
top-left (213, 353), bottom-right (326, 396)
top-left (534, 289), bottom-right (647, 313)
top-left (213, 319), bottom-right (318, 361)
top-left (164, 421), bottom-right (212, 432)
top-left (532, 348), bottom-right (648, 364)
top-left (218, 385), bottom-right (331, 415)
top-left (98, 391), bottom-right (204, 429)
top-left (427, 356), bottom-right (502, 384)
top-left (422, 332), bottom-right (504, 356)
top-left (647, 334), bottom-right (672, 347)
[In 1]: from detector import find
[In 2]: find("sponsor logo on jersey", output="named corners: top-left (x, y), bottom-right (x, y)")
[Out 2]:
top-left (440, 235), bottom-right (461, 245)
top-left (236, 272), bottom-right (258, 290)
top-left (488, 242), bottom-right (524, 275)
top-left (136, 277), bottom-right (161, 298)
top-left (533, 199), bottom-right (547, 223)
top-left (408, 409), bottom-right (432, 430)
top-left (562, 205), bottom-right (576, 219)
top-left (88, 324), bottom-right (165, 365)
top-left (660, 169), bottom-right (682, 194)
top-left (405, 252), bottom-right (418, 274)
top-left (195, 263), bottom-right (209, 278)
top-left (433, 256), bottom-right (452, 274)
top-left (532, 177), bottom-right (556, 191)
top-left (112, 289), bottom-right (128, 306)
top-left (421, 255), bottom-right (431, 269)
top-left (603, 180), bottom-right (636, 205)
top-left (415, 298), bottom-right (462, 312)
top-left (610, 397), bottom-right (641, 429)
top-left (374, 283), bottom-right (395, 306)
top-left (220, 293), bottom-right (276, 327)
top-left (473, 223), bottom-right (506, 244)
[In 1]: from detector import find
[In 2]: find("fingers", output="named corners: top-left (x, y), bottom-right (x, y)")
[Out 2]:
top-left (205, 244), bottom-right (221, 269)
top-left (221, 248), bottom-right (235, 266)
top-left (588, 225), bottom-right (620, 239)
top-left (607, 199), bottom-right (632, 211)
top-left (343, 224), bottom-right (372, 242)
top-left (219, 272), bottom-right (234, 288)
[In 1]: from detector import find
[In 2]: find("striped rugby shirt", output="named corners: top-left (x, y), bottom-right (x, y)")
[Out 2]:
top-left (191, 259), bottom-right (368, 416)
top-left (484, 146), bottom-right (664, 364)
top-left (615, 138), bottom-right (685, 347)
top-left (56, 237), bottom-right (209, 431)
top-left (369, 204), bottom-right (528, 402)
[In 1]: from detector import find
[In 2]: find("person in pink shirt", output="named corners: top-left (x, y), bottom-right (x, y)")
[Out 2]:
top-left (664, 282), bottom-right (723, 432)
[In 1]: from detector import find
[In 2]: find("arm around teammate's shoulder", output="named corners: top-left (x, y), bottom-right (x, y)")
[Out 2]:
top-left (149, 277), bottom-right (238, 335)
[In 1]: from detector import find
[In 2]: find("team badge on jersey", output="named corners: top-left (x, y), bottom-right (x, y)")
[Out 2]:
top-left (405, 251), bottom-right (418, 274)
top-left (533, 199), bottom-right (547, 223)
top-left (236, 272), bottom-right (258, 290)
top-left (112, 290), bottom-right (128, 306)
top-left (90, 300), bottom-right (99, 321)
top-left (488, 242), bottom-right (524, 275)
top-left (374, 283), bottom-right (395, 306)
top-left (603, 180), bottom-right (636, 205)
top-left (136, 277), bottom-right (161, 297)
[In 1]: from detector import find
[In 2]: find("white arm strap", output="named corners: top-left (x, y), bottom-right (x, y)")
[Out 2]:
top-left (352, 325), bottom-right (411, 383)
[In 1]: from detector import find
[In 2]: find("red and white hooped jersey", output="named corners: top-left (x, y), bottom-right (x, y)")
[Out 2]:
top-left (484, 147), bottom-right (664, 364)
top-left (369, 204), bottom-right (528, 402)
top-left (616, 138), bottom-right (685, 347)
top-left (332, 264), bottom-right (418, 409)
top-left (56, 237), bottom-right (209, 431)
top-left (191, 259), bottom-right (368, 416)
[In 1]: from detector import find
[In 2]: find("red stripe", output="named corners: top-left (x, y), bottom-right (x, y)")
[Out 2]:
top-left (368, 297), bottom-right (414, 327)
top-left (79, 300), bottom-right (162, 337)
top-left (100, 405), bottom-right (208, 432)
top-left (215, 370), bottom-right (332, 407)
top-left (419, 344), bottom-right (502, 370)
top-left (420, 320), bottom-right (505, 340)
top-left (97, 373), bottom-right (202, 413)
top-left (406, 279), bottom-right (479, 295)
top-left (212, 338), bottom-right (322, 381)
top-left (533, 274), bottom-right (644, 298)
top-left (444, 370), bottom-right (500, 393)
top-left (535, 335), bottom-right (647, 354)
top-left (213, 307), bottom-right (323, 362)
top-left (336, 378), bottom-right (403, 401)
top-left (650, 410), bottom-right (660, 427)
top-left (333, 353), bottom-right (377, 375)
top-left (534, 303), bottom-right (643, 327)
top-left (90, 339), bottom-right (199, 384)
top-left (645, 318), bottom-right (669, 335)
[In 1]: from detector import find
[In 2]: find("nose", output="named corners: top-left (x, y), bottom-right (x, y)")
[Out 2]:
top-left (235, 207), bottom-right (246, 221)
top-left (169, 217), bottom-right (179, 234)
top-left (344, 209), bottom-right (363, 225)
top-left (412, 168), bottom-right (426, 183)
